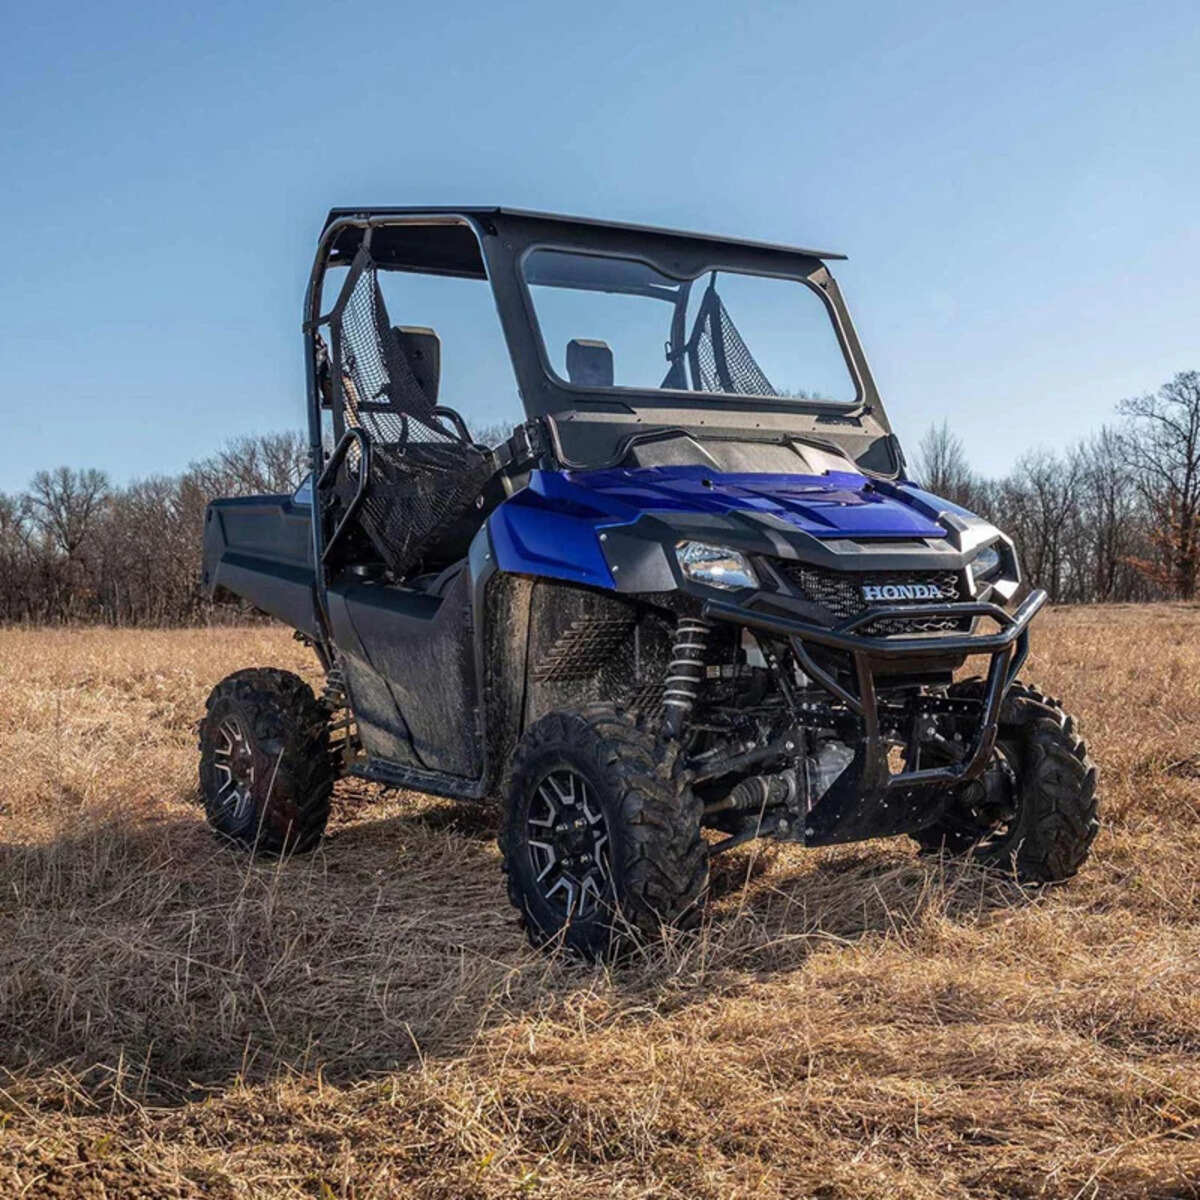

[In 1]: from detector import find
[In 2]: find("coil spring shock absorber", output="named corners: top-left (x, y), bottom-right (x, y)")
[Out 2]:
top-left (321, 657), bottom-right (358, 768)
top-left (662, 616), bottom-right (710, 740)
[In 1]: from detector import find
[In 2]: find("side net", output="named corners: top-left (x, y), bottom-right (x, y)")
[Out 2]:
top-left (687, 284), bottom-right (777, 398)
top-left (325, 248), bottom-right (493, 577)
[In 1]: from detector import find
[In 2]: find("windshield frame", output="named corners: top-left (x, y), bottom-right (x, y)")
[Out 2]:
top-left (304, 209), bottom-right (898, 477)
top-left (516, 243), bottom-right (865, 413)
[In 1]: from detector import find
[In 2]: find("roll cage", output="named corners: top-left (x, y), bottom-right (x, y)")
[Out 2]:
top-left (302, 207), bottom-right (900, 473)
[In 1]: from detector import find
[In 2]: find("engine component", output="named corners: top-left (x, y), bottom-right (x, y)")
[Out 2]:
top-left (805, 740), bottom-right (856, 804)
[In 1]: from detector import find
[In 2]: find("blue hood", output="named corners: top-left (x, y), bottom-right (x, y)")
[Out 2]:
top-left (487, 466), bottom-right (969, 591)
top-left (561, 466), bottom-right (949, 539)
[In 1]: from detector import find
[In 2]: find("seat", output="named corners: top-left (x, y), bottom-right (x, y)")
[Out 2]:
top-left (391, 326), bottom-right (441, 405)
top-left (566, 338), bottom-right (614, 387)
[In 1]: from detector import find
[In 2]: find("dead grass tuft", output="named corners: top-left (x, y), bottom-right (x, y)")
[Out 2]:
top-left (1, 608), bottom-right (1199, 1197)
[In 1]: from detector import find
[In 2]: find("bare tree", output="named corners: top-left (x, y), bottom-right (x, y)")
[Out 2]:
top-left (1069, 427), bottom-right (1151, 602)
top-left (0, 493), bottom-right (36, 621)
top-left (0, 492), bottom-right (27, 553)
top-left (914, 421), bottom-right (976, 507)
top-left (1118, 371), bottom-right (1200, 599)
top-left (23, 468), bottom-right (110, 619)
top-left (995, 449), bottom-right (1079, 602)
top-left (26, 467), bottom-right (111, 563)
top-left (0, 434), bottom-right (317, 625)
top-left (188, 431), bottom-right (309, 497)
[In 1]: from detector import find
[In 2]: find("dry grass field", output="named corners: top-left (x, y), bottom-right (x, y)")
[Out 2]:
top-left (1, 607), bottom-right (1199, 1198)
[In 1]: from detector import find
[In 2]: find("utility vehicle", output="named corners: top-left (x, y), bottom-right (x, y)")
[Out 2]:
top-left (199, 207), bottom-right (1099, 956)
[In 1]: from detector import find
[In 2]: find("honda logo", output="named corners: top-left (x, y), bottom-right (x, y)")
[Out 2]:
top-left (862, 582), bottom-right (956, 603)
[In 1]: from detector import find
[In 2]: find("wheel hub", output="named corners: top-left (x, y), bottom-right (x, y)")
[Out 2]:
top-left (212, 715), bottom-right (255, 822)
top-left (959, 744), bottom-right (1019, 828)
top-left (526, 769), bottom-right (611, 917)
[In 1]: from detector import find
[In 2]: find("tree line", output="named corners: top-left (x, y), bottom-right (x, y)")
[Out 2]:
top-left (915, 371), bottom-right (1200, 604)
top-left (0, 374), bottom-right (1196, 625)
top-left (0, 433), bottom-right (309, 625)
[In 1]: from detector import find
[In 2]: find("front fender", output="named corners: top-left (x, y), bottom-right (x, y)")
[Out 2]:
top-left (487, 471), bottom-right (634, 590)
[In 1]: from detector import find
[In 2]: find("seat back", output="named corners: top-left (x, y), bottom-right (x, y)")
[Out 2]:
top-left (392, 326), bottom-right (441, 408)
top-left (566, 338), bottom-right (614, 387)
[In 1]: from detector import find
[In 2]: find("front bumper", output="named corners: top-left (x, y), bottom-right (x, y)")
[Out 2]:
top-left (702, 588), bottom-right (1048, 844)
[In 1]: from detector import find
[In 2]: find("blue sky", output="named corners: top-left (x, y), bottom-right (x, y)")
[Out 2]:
top-left (1, 0), bottom-right (1197, 492)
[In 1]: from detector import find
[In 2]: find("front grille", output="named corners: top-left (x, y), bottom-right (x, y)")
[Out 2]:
top-left (774, 564), bottom-right (969, 635)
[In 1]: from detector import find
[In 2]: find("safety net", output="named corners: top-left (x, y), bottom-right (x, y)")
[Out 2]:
top-left (322, 245), bottom-right (493, 576)
top-left (685, 280), bottom-right (778, 398)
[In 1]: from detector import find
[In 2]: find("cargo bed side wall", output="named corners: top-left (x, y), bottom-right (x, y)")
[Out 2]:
top-left (203, 496), bottom-right (320, 637)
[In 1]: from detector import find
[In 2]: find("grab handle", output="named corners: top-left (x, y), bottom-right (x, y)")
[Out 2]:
top-left (430, 406), bottom-right (474, 445)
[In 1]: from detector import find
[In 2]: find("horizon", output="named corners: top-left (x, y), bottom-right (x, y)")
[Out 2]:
top-left (2, 0), bottom-right (1197, 493)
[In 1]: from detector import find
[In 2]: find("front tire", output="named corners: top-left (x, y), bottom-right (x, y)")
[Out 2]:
top-left (500, 705), bottom-right (708, 958)
top-left (914, 679), bottom-right (1099, 881)
top-left (198, 668), bottom-right (337, 855)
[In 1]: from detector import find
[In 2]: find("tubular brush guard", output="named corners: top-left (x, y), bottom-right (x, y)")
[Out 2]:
top-left (701, 589), bottom-right (1048, 846)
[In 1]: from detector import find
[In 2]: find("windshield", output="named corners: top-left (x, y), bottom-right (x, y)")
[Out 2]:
top-left (521, 248), bottom-right (858, 405)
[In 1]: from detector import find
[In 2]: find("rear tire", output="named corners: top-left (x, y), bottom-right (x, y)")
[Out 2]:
top-left (913, 679), bottom-right (1099, 882)
top-left (500, 705), bottom-right (708, 959)
top-left (198, 668), bottom-right (336, 855)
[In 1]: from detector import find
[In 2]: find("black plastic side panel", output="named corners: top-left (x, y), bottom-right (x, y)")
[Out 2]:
top-left (203, 496), bottom-right (319, 638)
top-left (327, 587), bottom-right (420, 767)
top-left (476, 570), bottom-right (534, 792)
top-left (329, 569), bottom-right (482, 778)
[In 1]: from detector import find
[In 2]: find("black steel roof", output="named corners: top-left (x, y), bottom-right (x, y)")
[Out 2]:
top-left (321, 206), bottom-right (846, 261)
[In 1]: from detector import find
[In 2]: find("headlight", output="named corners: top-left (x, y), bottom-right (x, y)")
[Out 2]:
top-left (675, 542), bottom-right (759, 590)
top-left (971, 543), bottom-right (1003, 582)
